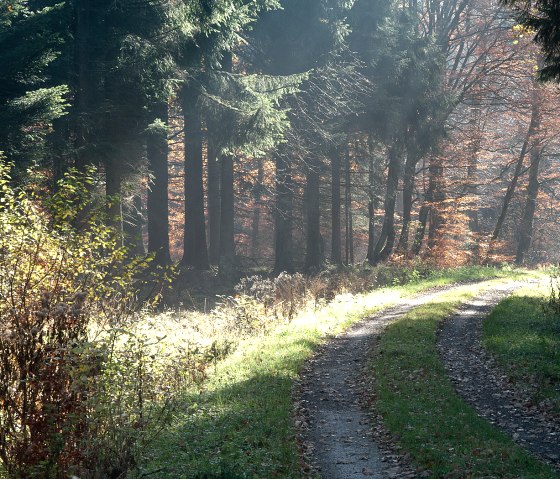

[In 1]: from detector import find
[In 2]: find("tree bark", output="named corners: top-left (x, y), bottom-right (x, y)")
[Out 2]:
top-left (427, 157), bottom-right (445, 251)
top-left (345, 146), bottom-right (354, 265)
top-left (207, 138), bottom-right (221, 266)
top-left (515, 147), bottom-right (542, 265)
top-left (251, 158), bottom-right (264, 262)
top-left (219, 154), bottom-right (235, 280)
top-left (331, 150), bottom-right (342, 265)
top-left (466, 137), bottom-right (481, 234)
top-left (516, 85), bottom-right (543, 266)
top-left (491, 86), bottom-right (541, 242)
top-left (370, 146), bottom-right (400, 264)
top-left (182, 87), bottom-right (209, 269)
top-left (74, 0), bottom-right (93, 172)
top-left (105, 154), bottom-right (123, 245)
top-left (397, 149), bottom-right (417, 253)
top-left (274, 152), bottom-right (294, 273)
top-left (366, 138), bottom-right (376, 263)
top-left (305, 163), bottom-right (323, 272)
top-left (412, 156), bottom-right (445, 255)
top-left (147, 101), bottom-right (171, 264)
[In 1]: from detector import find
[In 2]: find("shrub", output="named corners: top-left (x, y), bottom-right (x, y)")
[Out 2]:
top-left (0, 163), bottom-right (175, 479)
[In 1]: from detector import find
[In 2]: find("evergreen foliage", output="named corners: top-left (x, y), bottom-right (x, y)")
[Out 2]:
top-left (501, 0), bottom-right (560, 81)
top-left (0, 1), bottom-right (68, 163)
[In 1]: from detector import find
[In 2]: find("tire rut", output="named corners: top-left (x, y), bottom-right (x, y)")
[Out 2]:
top-left (296, 285), bottom-right (465, 479)
top-left (438, 280), bottom-right (560, 469)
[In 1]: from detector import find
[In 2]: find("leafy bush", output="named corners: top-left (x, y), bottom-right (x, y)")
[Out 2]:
top-left (215, 264), bottom-right (440, 340)
top-left (0, 163), bottom-right (177, 479)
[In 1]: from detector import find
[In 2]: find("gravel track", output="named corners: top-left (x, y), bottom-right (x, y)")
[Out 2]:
top-left (295, 285), bottom-right (464, 479)
top-left (438, 280), bottom-right (560, 469)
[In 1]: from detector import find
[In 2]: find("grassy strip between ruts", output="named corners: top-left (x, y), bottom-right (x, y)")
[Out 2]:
top-left (369, 278), bottom-right (558, 479)
top-left (483, 282), bottom-right (560, 415)
top-left (137, 267), bottom-right (520, 478)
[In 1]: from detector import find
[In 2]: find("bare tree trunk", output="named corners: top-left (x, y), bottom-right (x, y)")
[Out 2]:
top-left (74, 0), bottom-right (94, 173)
top-left (371, 146), bottom-right (400, 264)
top-left (413, 154), bottom-right (446, 255)
top-left (305, 162), bottom-right (323, 272)
top-left (331, 150), bottom-right (342, 265)
top-left (147, 101), bottom-right (171, 264)
top-left (366, 138), bottom-right (376, 263)
top-left (427, 157), bottom-right (445, 251)
top-left (491, 86), bottom-right (541, 242)
top-left (182, 87), bottom-right (209, 269)
top-left (412, 205), bottom-right (429, 256)
top-left (251, 158), bottom-right (264, 261)
top-left (397, 149), bottom-right (417, 252)
top-left (515, 155), bottom-right (542, 265)
top-left (274, 152), bottom-right (294, 273)
top-left (219, 154), bottom-right (235, 280)
top-left (207, 138), bottom-right (221, 266)
top-left (345, 146), bottom-right (354, 265)
top-left (516, 112), bottom-right (543, 265)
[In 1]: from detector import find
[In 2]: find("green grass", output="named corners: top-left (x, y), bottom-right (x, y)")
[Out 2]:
top-left (370, 280), bottom-right (558, 479)
top-left (484, 283), bottom-right (560, 414)
top-left (136, 267), bottom-right (519, 478)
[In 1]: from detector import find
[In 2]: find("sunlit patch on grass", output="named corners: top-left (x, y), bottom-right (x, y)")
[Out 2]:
top-left (484, 281), bottom-right (560, 414)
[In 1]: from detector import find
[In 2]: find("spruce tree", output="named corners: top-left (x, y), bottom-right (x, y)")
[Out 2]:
top-left (0, 1), bottom-right (68, 167)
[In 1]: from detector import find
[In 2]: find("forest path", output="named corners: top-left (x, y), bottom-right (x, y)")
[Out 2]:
top-left (296, 283), bottom-right (468, 479)
top-left (438, 280), bottom-right (560, 470)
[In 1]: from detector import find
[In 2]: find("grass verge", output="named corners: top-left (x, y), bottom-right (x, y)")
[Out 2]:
top-left (370, 279), bottom-right (557, 479)
top-left (136, 267), bottom-right (518, 478)
top-left (483, 282), bottom-right (560, 414)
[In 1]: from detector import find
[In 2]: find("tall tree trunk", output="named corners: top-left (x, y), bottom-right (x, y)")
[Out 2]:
top-left (274, 152), bottom-right (294, 273)
top-left (427, 156), bottom-right (445, 251)
top-left (367, 199), bottom-right (376, 262)
top-left (397, 149), bottom-right (417, 252)
top-left (412, 155), bottom-right (445, 255)
top-left (366, 138), bottom-right (376, 263)
top-left (345, 146), bottom-right (354, 265)
top-left (219, 154), bottom-right (235, 279)
top-left (466, 157), bottom-right (480, 233)
top-left (72, 0), bottom-right (100, 229)
top-left (207, 138), bottom-right (221, 266)
top-left (331, 150), bottom-right (342, 265)
top-left (370, 146), bottom-right (400, 264)
top-left (147, 101), bottom-right (171, 264)
top-left (182, 88), bottom-right (209, 269)
top-left (516, 121), bottom-right (543, 265)
top-left (491, 86), bottom-right (541, 242)
top-left (251, 158), bottom-right (264, 261)
top-left (466, 136), bottom-right (481, 234)
top-left (305, 163), bottom-right (323, 272)
top-left (74, 0), bottom-right (93, 172)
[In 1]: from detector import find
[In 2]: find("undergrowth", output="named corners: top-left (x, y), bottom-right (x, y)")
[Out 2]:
top-left (0, 164), bottom-right (177, 479)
